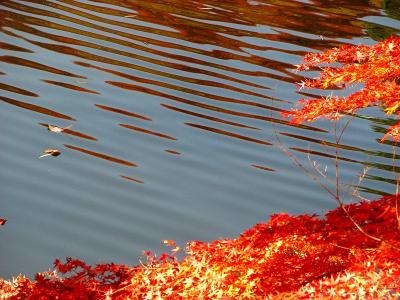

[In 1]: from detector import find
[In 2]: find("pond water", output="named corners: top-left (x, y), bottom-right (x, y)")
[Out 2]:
top-left (1, 0), bottom-right (400, 278)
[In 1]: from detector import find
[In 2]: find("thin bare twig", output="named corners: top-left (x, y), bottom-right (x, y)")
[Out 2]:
top-left (391, 145), bottom-right (400, 230)
top-left (274, 116), bottom-right (390, 247)
top-left (351, 166), bottom-right (371, 202)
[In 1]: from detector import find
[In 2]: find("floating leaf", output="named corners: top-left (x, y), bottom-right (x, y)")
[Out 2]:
top-left (47, 124), bottom-right (72, 133)
top-left (39, 149), bottom-right (61, 158)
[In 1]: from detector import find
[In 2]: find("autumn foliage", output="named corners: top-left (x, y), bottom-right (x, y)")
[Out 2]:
top-left (3, 38), bottom-right (400, 299)
top-left (1, 195), bottom-right (400, 299)
top-left (283, 36), bottom-right (400, 141)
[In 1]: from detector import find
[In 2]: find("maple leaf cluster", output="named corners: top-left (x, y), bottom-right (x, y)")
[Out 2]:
top-left (283, 36), bottom-right (400, 141)
top-left (1, 195), bottom-right (400, 299)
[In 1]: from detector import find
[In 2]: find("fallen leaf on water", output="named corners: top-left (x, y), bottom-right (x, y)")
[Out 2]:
top-left (47, 124), bottom-right (73, 133)
top-left (39, 149), bottom-right (61, 158)
top-left (0, 219), bottom-right (7, 225)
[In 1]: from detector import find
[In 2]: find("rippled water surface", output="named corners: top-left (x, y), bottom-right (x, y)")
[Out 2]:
top-left (2, 0), bottom-right (400, 277)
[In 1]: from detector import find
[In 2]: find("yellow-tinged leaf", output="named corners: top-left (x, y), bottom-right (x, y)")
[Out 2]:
top-left (385, 102), bottom-right (400, 114)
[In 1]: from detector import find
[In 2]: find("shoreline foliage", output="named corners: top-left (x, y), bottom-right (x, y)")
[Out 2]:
top-left (1, 195), bottom-right (400, 299)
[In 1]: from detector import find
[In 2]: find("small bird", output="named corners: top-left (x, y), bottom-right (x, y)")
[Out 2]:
top-left (39, 149), bottom-right (61, 158)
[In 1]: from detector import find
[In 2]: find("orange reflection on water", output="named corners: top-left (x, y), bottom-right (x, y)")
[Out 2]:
top-left (165, 150), bottom-right (181, 155)
top-left (120, 124), bottom-right (177, 141)
top-left (0, 41), bottom-right (33, 53)
top-left (11, 0), bottom-right (296, 84)
top-left (120, 175), bottom-right (144, 184)
top-left (64, 144), bottom-right (137, 167)
top-left (75, 61), bottom-right (274, 105)
top-left (185, 122), bottom-right (272, 146)
top-left (0, 96), bottom-right (75, 120)
top-left (161, 103), bottom-right (259, 130)
top-left (289, 147), bottom-right (359, 164)
top-left (280, 132), bottom-right (363, 152)
top-left (0, 55), bottom-right (86, 78)
top-left (95, 104), bottom-right (151, 121)
top-left (107, 80), bottom-right (325, 132)
top-left (0, 82), bottom-right (38, 97)
top-left (41, 80), bottom-right (99, 95)
top-left (252, 164), bottom-right (275, 172)
top-left (0, 2), bottom-right (271, 97)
